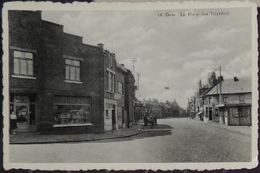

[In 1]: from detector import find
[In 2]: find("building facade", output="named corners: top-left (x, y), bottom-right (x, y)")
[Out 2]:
top-left (115, 64), bottom-right (127, 128)
top-left (9, 10), bottom-right (105, 134)
top-left (125, 70), bottom-right (136, 127)
top-left (103, 48), bottom-right (118, 131)
top-left (9, 10), bottom-right (137, 134)
top-left (203, 77), bottom-right (252, 126)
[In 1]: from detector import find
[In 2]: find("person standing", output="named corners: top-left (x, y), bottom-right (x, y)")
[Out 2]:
top-left (10, 110), bottom-right (17, 135)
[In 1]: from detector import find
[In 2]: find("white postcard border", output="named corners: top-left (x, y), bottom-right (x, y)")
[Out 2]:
top-left (2, 1), bottom-right (258, 170)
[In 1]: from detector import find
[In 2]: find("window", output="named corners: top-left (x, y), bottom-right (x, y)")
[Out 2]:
top-left (65, 59), bottom-right (80, 81)
top-left (230, 107), bottom-right (239, 118)
top-left (13, 50), bottom-right (34, 76)
top-left (105, 71), bottom-right (109, 90)
top-left (239, 94), bottom-right (245, 103)
top-left (109, 54), bottom-right (113, 67)
top-left (53, 96), bottom-right (91, 125)
top-left (118, 82), bottom-right (124, 95)
top-left (106, 70), bottom-right (115, 92)
top-left (240, 107), bottom-right (251, 118)
top-left (223, 96), bottom-right (228, 103)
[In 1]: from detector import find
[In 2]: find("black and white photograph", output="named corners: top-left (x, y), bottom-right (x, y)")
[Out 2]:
top-left (2, 1), bottom-right (258, 170)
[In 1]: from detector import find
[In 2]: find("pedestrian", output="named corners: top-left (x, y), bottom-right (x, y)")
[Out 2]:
top-left (10, 110), bottom-right (17, 135)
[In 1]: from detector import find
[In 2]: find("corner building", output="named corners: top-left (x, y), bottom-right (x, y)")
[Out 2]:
top-left (9, 10), bottom-right (105, 134)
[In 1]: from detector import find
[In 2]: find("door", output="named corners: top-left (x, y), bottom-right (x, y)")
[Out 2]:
top-left (209, 108), bottom-right (213, 121)
top-left (15, 104), bottom-right (30, 131)
top-left (112, 106), bottom-right (116, 130)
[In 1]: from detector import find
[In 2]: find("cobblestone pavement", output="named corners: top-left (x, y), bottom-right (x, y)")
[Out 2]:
top-left (9, 118), bottom-right (252, 163)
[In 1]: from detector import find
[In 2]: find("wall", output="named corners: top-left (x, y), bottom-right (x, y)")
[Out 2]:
top-left (116, 67), bottom-right (126, 128)
top-left (125, 70), bottom-right (136, 127)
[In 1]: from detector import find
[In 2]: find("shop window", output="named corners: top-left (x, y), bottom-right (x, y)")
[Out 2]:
top-left (10, 95), bottom-right (36, 127)
top-left (54, 96), bottom-right (91, 125)
top-left (240, 107), bottom-right (251, 117)
top-left (230, 107), bottom-right (239, 118)
top-left (65, 59), bottom-right (80, 81)
top-left (13, 50), bottom-right (34, 76)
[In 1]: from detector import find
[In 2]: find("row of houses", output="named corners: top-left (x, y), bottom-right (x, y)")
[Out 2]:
top-left (134, 99), bottom-right (187, 120)
top-left (188, 75), bottom-right (252, 126)
top-left (8, 10), bottom-right (136, 134)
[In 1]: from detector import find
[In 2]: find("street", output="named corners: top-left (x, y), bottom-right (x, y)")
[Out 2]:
top-left (9, 118), bottom-right (251, 163)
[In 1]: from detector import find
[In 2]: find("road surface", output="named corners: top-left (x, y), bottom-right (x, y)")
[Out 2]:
top-left (9, 118), bottom-right (251, 163)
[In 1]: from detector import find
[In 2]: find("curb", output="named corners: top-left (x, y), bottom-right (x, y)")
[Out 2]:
top-left (10, 128), bottom-right (142, 145)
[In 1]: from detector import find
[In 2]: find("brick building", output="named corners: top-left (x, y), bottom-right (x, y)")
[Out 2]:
top-left (9, 10), bottom-right (105, 133)
top-left (125, 70), bottom-right (136, 127)
top-left (115, 63), bottom-right (127, 128)
top-left (103, 48), bottom-right (118, 131)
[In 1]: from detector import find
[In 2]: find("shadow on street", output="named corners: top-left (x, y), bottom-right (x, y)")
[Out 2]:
top-left (88, 124), bottom-right (173, 143)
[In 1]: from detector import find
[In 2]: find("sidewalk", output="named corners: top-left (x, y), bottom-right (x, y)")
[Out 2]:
top-left (209, 122), bottom-right (252, 137)
top-left (190, 118), bottom-right (251, 137)
top-left (10, 125), bottom-right (142, 144)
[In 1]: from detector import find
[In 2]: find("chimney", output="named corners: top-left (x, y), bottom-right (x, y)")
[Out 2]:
top-left (218, 76), bottom-right (224, 81)
top-left (112, 53), bottom-right (116, 58)
top-left (234, 76), bottom-right (239, 81)
top-left (97, 43), bottom-right (104, 51)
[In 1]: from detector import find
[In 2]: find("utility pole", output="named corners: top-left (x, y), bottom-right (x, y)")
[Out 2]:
top-left (219, 65), bottom-right (222, 103)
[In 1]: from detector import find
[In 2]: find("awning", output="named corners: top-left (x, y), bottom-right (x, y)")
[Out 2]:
top-left (215, 104), bottom-right (225, 108)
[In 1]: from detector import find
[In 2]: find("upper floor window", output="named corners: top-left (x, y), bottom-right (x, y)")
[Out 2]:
top-left (13, 50), bottom-right (33, 76)
top-left (223, 96), bottom-right (228, 103)
top-left (109, 54), bottom-right (113, 68)
top-left (239, 94), bottom-right (245, 103)
top-left (65, 59), bottom-right (80, 81)
top-left (118, 81), bottom-right (124, 95)
top-left (106, 70), bottom-right (115, 92)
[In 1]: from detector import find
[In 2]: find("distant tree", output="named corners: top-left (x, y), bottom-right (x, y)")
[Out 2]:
top-left (207, 72), bottom-right (217, 87)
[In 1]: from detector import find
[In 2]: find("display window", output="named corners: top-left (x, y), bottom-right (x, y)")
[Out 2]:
top-left (53, 96), bottom-right (91, 125)
top-left (230, 107), bottom-right (239, 118)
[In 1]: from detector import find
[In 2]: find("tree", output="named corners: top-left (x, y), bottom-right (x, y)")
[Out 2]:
top-left (207, 72), bottom-right (217, 87)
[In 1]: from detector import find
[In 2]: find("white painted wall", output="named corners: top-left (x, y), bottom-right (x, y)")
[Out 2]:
top-left (104, 99), bottom-right (118, 131)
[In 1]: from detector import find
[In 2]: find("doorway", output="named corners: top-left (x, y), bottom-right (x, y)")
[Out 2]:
top-left (112, 105), bottom-right (116, 130)
top-left (11, 95), bottom-right (36, 132)
top-left (15, 103), bottom-right (30, 131)
top-left (209, 108), bottom-right (213, 121)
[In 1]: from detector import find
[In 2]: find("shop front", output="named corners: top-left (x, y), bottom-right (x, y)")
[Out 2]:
top-left (10, 94), bottom-right (36, 132)
top-left (228, 105), bottom-right (251, 126)
top-left (216, 104), bottom-right (251, 126)
top-left (53, 96), bottom-right (92, 127)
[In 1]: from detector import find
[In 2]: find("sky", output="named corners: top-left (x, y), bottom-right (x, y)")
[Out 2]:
top-left (42, 7), bottom-right (252, 108)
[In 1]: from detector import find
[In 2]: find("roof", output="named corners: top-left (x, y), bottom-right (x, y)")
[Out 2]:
top-left (206, 77), bottom-right (251, 96)
top-left (116, 63), bottom-right (128, 73)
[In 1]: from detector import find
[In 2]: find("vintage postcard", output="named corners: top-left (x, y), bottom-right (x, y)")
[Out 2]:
top-left (2, 1), bottom-right (258, 171)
